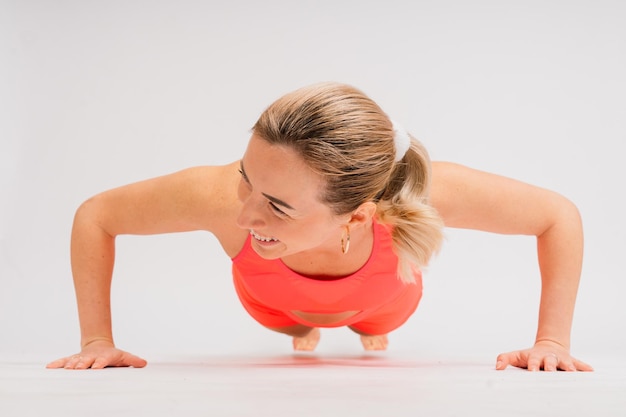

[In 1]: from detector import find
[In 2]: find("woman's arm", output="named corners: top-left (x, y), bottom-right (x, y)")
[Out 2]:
top-left (430, 161), bottom-right (592, 372)
top-left (46, 162), bottom-right (243, 369)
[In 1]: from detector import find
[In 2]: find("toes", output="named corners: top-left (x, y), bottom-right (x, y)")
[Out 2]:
top-left (293, 328), bottom-right (320, 351)
top-left (360, 334), bottom-right (388, 351)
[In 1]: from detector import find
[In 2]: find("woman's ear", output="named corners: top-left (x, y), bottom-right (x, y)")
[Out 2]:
top-left (347, 201), bottom-right (377, 228)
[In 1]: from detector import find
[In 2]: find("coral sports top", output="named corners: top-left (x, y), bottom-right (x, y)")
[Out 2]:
top-left (231, 220), bottom-right (421, 319)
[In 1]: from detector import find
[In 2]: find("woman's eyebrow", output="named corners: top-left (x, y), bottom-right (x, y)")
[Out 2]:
top-left (262, 192), bottom-right (295, 211)
top-left (240, 161), bottom-right (296, 211)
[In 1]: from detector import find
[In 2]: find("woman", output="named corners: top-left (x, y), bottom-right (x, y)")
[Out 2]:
top-left (46, 82), bottom-right (593, 372)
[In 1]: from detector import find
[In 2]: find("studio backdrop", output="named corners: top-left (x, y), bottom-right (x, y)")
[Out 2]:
top-left (1, 0), bottom-right (624, 362)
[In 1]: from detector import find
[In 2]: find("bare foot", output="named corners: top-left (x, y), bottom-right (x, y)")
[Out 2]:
top-left (293, 328), bottom-right (321, 351)
top-left (360, 334), bottom-right (388, 351)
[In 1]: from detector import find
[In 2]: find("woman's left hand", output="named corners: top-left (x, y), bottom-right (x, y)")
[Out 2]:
top-left (495, 340), bottom-right (593, 372)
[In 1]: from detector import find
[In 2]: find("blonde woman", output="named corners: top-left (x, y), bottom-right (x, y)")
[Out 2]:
top-left (47, 82), bottom-right (592, 372)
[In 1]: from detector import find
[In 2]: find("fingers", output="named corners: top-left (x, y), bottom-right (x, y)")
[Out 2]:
top-left (45, 354), bottom-right (88, 369)
top-left (530, 353), bottom-right (580, 372)
top-left (46, 351), bottom-right (147, 370)
top-left (45, 358), bottom-right (68, 369)
top-left (125, 355), bottom-right (148, 369)
top-left (527, 352), bottom-right (563, 372)
top-left (526, 353), bottom-right (543, 372)
top-left (573, 358), bottom-right (594, 372)
top-left (64, 354), bottom-right (93, 370)
top-left (496, 349), bottom-right (594, 372)
top-left (90, 357), bottom-right (109, 370)
top-left (495, 355), bottom-right (509, 370)
top-left (495, 351), bottom-right (521, 371)
top-left (541, 353), bottom-right (559, 372)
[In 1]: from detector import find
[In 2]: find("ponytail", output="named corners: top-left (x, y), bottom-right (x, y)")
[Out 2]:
top-left (376, 136), bottom-right (444, 284)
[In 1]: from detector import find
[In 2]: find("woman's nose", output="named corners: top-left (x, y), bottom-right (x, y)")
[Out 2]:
top-left (236, 196), bottom-right (266, 230)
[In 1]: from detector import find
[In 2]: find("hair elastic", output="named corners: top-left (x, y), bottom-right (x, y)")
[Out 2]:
top-left (391, 120), bottom-right (411, 162)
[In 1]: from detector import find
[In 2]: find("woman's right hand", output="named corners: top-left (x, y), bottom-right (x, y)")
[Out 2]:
top-left (46, 340), bottom-right (147, 370)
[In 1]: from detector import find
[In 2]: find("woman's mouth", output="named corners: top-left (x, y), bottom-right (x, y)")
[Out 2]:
top-left (250, 229), bottom-right (279, 243)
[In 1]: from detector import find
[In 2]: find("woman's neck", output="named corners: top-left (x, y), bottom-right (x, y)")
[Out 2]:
top-left (280, 222), bottom-right (374, 279)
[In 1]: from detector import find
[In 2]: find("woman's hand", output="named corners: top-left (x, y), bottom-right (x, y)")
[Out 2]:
top-left (46, 340), bottom-right (147, 370)
top-left (495, 340), bottom-right (593, 372)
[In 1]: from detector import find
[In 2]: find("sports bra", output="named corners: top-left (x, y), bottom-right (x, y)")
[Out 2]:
top-left (231, 220), bottom-right (419, 315)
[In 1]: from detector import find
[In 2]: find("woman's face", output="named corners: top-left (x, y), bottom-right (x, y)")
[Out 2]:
top-left (236, 135), bottom-right (347, 259)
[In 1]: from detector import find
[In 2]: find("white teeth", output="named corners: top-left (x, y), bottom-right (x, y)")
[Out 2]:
top-left (250, 230), bottom-right (278, 242)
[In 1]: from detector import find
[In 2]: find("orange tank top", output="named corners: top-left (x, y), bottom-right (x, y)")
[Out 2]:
top-left (231, 220), bottom-right (420, 314)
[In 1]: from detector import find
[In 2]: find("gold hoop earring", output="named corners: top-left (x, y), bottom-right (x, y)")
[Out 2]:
top-left (340, 225), bottom-right (350, 254)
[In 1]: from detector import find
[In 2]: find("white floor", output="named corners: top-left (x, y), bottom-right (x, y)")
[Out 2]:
top-left (1, 353), bottom-right (624, 417)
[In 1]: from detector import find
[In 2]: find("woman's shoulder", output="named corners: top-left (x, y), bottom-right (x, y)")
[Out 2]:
top-left (430, 161), bottom-right (488, 226)
top-left (178, 161), bottom-right (249, 255)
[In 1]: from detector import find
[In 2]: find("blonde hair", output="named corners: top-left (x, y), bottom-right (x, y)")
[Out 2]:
top-left (252, 82), bottom-right (444, 283)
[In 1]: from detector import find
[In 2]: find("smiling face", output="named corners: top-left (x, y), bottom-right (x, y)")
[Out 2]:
top-left (236, 135), bottom-right (348, 260)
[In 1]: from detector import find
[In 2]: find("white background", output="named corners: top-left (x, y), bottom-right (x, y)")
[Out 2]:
top-left (1, 0), bottom-right (624, 364)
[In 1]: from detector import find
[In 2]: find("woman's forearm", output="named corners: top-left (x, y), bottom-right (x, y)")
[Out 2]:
top-left (534, 199), bottom-right (584, 350)
top-left (70, 200), bottom-right (116, 348)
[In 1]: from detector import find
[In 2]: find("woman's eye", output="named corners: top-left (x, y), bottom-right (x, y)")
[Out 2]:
top-left (269, 202), bottom-right (288, 217)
